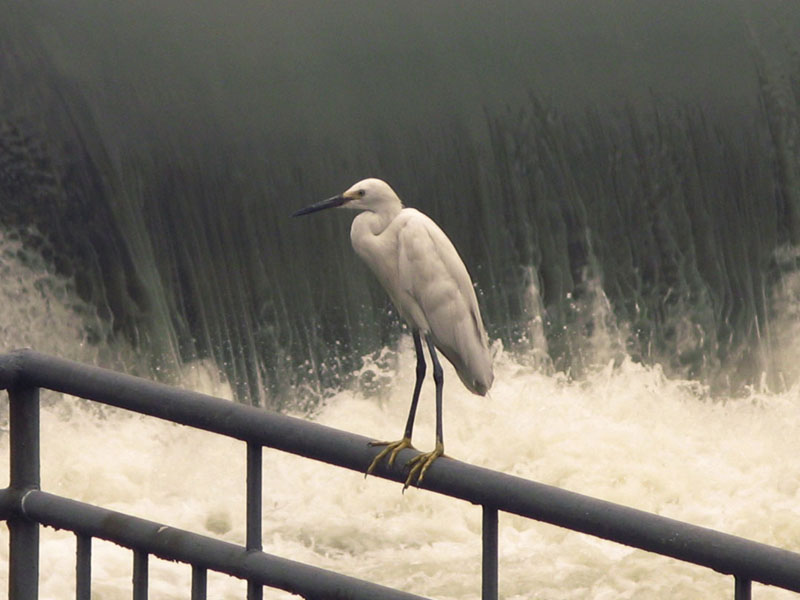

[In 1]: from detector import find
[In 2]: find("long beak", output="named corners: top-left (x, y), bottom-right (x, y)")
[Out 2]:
top-left (291, 194), bottom-right (347, 217)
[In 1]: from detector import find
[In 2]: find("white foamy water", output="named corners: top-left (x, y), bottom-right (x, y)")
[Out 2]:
top-left (2, 343), bottom-right (800, 599)
top-left (2, 234), bottom-right (800, 599)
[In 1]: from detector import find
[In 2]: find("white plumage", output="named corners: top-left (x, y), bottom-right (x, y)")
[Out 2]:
top-left (292, 178), bottom-right (493, 488)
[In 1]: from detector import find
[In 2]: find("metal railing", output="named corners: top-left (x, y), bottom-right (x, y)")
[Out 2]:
top-left (1, 349), bottom-right (800, 599)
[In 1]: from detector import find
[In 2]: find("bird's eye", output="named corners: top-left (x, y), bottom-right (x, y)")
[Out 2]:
top-left (358, 189), bottom-right (365, 197)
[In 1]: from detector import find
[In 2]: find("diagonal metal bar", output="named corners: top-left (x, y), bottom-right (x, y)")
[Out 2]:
top-left (3, 349), bottom-right (800, 594)
top-left (4, 488), bottom-right (429, 600)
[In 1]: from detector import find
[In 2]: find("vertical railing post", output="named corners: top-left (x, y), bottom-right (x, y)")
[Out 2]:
top-left (8, 385), bottom-right (41, 600)
top-left (482, 505), bottom-right (498, 600)
top-left (191, 566), bottom-right (208, 600)
top-left (133, 550), bottom-right (148, 600)
top-left (76, 534), bottom-right (92, 600)
top-left (246, 441), bottom-right (263, 600)
top-left (735, 576), bottom-right (752, 600)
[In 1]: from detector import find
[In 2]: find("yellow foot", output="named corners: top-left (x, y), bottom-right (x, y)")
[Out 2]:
top-left (403, 441), bottom-right (444, 491)
top-left (366, 437), bottom-right (415, 477)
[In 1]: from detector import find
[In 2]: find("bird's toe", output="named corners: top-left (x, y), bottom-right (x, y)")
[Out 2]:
top-left (366, 437), bottom-right (414, 476)
top-left (402, 442), bottom-right (444, 491)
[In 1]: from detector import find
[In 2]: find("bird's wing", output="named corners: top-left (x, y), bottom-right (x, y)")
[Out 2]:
top-left (397, 210), bottom-right (492, 395)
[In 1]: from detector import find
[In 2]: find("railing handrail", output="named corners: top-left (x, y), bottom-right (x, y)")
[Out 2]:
top-left (0, 488), bottom-right (428, 600)
top-left (3, 348), bottom-right (800, 596)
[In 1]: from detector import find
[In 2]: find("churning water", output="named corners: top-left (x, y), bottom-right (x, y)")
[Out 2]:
top-left (2, 238), bottom-right (800, 599)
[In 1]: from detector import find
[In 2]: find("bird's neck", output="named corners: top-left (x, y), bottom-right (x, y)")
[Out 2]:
top-left (355, 201), bottom-right (402, 235)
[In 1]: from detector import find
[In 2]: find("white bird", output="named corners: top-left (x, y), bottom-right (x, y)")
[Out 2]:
top-left (292, 178), bottom-right (493, 489)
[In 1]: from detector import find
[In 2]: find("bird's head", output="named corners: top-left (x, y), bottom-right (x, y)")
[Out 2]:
top-left (292, 178), bottom-right (402, 217)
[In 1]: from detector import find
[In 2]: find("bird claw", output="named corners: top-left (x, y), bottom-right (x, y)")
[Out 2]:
top-left (366, 438), bottom-right (445, 491)
top-left (402, 442), bottom-right (444, 491)
top-left (365, 438), bottom-right (414, 477)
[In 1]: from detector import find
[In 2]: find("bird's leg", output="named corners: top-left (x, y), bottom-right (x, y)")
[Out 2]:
top-left (366, 331), bottom-right (426, 476)
top-left (403, 335), bottom-right (445, 490)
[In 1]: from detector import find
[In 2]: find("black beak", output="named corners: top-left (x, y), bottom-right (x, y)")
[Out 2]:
top-left (291, 194), bottom-right (347, 217)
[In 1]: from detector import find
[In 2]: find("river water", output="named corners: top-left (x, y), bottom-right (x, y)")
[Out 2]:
top-left (2, 238), bottom-right (800, 598)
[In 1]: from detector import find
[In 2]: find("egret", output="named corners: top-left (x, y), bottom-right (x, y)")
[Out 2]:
top-left (292, 178), bottom-right (493, 489)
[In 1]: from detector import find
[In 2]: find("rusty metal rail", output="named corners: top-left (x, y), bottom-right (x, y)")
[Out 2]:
top-left (2, 349), bottom-right (800, 599)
